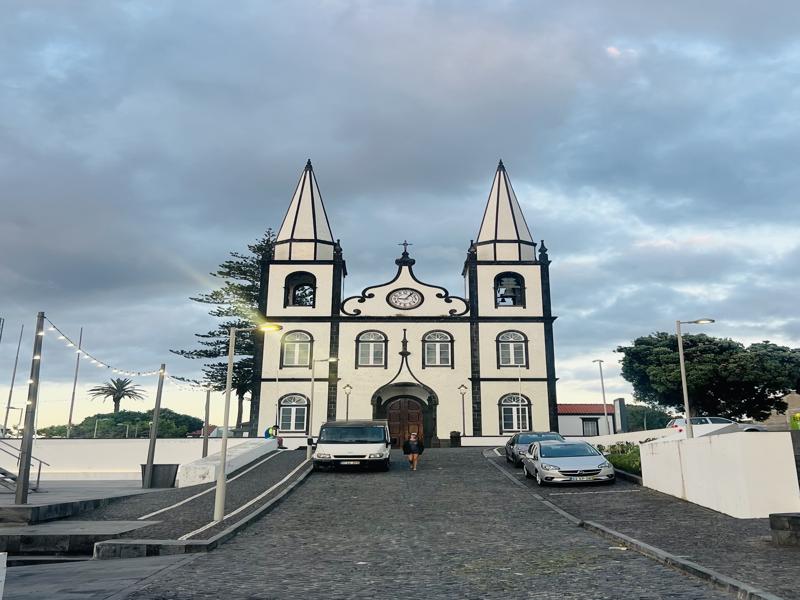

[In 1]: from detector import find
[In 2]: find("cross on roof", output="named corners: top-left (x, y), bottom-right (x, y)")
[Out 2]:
top-left (398, 240), bottom-right (413, 253)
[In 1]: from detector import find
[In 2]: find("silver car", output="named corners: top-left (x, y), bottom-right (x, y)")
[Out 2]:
top-left (522, 440), bottom-right (615, 486)
top-left (666, 417), bottom-right (766, 432)
top-left (504, 431), bottom-right (565, 467)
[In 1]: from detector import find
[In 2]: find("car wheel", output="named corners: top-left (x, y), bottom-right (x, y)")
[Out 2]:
top-left (523, 464), bottom-right (532, 479)
top-left (505, 451), bottom-right (511, 463)
top-left (535, 470), bottom-right (545, 486)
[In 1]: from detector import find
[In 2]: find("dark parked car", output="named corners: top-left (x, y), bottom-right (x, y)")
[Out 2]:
top-left (504, 431), bottom-right (565, 466)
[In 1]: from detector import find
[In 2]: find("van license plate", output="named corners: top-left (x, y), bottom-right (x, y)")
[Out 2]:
top-left (340, 460), bottom-right (360, 465)
top-left (570, 476), bottom-right (592, 481)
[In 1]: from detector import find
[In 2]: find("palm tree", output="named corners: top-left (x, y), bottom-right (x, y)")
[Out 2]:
top-left (88, 378), bottom-right (146, 413)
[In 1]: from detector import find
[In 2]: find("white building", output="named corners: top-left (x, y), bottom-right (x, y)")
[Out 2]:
top-left (254, 160), bottom-right (558, 447)
top-left (557, 404), bottom-right (617, 437)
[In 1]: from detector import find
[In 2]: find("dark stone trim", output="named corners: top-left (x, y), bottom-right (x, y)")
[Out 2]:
top-left (248, 254), bottom-right (270, 437)
top-left (539, 241), bottom-right (559, 432)
top-left (354, 329), bottom-right (389, 369)
top-left (474, 377), bottom-right (550, 382)
top-left (268, 259), bottom-right (336, 265)
top-left (261, 377), bottom-right (331, 382)
top-left (474, 239), bottom-right (537, 247)
top-left (263, 315), bottom-right (556, 323)
top-left (326, 242), bottom-right (345, 421)
top-left (466, 248), bottom-right (482, 435)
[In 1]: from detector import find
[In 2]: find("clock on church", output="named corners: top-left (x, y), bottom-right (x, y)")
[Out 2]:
top-left (387, 288), bottom-right (423, 309)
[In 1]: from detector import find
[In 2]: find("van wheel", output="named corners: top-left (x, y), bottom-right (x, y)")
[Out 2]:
top-left (379, 459), bottom-right (390, 472)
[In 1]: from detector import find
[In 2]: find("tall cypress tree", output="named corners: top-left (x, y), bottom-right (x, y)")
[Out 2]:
top-left (171, 229), bottom-right (275, 428)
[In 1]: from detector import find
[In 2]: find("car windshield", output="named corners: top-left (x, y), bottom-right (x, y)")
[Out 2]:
top-left (318, 426), bottom-right (386, 444)
top-left (540, 443), bottom-right (599, 458)
top-left (518, 433), bottom-right (561, 444)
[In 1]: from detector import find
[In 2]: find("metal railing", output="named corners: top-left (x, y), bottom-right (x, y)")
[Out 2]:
top-left (0, 438), bottom-right (50, 492)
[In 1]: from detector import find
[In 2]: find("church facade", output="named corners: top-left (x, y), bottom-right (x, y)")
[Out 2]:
top-left (254, 160), bottom-right (558, 447)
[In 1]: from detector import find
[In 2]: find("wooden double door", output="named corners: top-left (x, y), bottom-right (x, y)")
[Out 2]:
top-left (387, 397), bottom-right (424, 449)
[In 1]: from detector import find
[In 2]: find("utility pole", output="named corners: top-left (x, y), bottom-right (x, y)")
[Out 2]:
top-left (66, 327), bottom-right (83, 438)
top-left (593, 359), bottom-right (612, 435)
top-left (16, 312), bottom-right (44, 504)
top-left (142, 364), bottom-right (166, 489)
top-left (202, 388), bottom-right (211, 458)
top-left (3, 324), bottom-right (24, 435)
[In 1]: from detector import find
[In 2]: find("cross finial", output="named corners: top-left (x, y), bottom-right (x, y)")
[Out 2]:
top-left (398, 240), bottom-right (412, 254)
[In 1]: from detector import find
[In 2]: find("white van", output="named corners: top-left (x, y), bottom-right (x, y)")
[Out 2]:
top-left (312, 420), bottom-right (391, 471)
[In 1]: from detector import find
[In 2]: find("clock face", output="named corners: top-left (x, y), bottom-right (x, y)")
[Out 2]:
top-left (387, 288), bottom-right (423, 310)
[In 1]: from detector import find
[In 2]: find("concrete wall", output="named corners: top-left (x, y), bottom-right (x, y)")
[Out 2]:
top-left (176, 439), bottom-right (277, 487)
top-left (640, 431), bottom-right (800, 518)
top-left (0, 438), bottom-right (251, 480)
top-left (570, 428), bottom-right (674, 447)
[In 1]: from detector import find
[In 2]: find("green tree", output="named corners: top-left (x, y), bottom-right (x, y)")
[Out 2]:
top-left (625, 404), bottom-right (673, 431)
top-left (39, 409), bottom-right (203, 439)
top-left (616, 333), bottom-right (800, 421)
top-left (88, 378), bottom-right (146, 414)
top-left (171, 229), bottom-right (275, 428)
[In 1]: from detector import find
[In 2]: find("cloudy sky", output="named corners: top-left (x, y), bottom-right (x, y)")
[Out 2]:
top-left (2, 1), bottom-right (799, 427)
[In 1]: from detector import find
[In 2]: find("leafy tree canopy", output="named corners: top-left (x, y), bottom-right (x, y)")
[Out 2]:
top-left (171, 229), bottom-right (275, 427)
top-left (616, 333), bottom-right (800, 420)
top-left (88, 378), bottom-right (146, 413)
top-left (625, 404), bottom-right (673, 431)
top-left (39, 409), bottom-right (203, 439)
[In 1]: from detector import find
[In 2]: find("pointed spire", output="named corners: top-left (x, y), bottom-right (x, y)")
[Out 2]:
top-left (274, 160), bottom-right (335, 261)
top-left (475, 160), bottom-right (535, 261)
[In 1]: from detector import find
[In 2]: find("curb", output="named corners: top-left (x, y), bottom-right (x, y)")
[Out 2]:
top-left (93, 464), bottom-right (313, 560)
top-left (484, 449), bottom-right (785, 600)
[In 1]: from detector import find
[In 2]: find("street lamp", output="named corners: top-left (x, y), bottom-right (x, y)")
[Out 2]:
top-left (308, 357), bottom-right (338, 460)
top-left (676, 318), bottom-right (715, 439)
top-left (343, 384), bottom-right (352, 421)
top-left (213, 322), bottom-right (282, 522)
top-left (592, 360), bottom-right (612, 435)
top-left (458, 384), bottom-right (468, 435)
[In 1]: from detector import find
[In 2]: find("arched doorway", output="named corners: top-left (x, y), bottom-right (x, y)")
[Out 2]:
top-left (386, 397), bottom-right (423, 449)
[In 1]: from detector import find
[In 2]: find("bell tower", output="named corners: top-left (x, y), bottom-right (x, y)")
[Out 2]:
top-left (464, 161), bottom-right (558, 433)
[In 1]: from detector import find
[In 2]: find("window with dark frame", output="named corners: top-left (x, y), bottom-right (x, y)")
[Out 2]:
top-left (423, 331), bottom-right (453, 367)
top-left (581, 418), bottom-right (599, 437)
top-left (282, 331), bottom-right (312, 367)
top-left (356, 331), bottom-right (387, 367)
top-left (494, 272), bottom-right (525, 307)
top-left (499, 394), bottom-right (531, 433)
top-left (284, 272), bottom-right (316, 307)
top-left (497, 331), bottom-right (527, 366)
top-left (279, 394), bottom-right (309, 432)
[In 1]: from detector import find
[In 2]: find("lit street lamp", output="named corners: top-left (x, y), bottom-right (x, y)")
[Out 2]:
top-left (592, 360), bottom-right (612, 435)
top-left (213, 323), bottom-right (282, 522)
top-left (676, 318), bottom-right (715, 439)
top-left (308, 357), bottom-right (338, 460)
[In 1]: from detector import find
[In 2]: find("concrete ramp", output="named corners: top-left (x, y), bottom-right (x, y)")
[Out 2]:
top-left (176, 439), bottom-right (278, 487)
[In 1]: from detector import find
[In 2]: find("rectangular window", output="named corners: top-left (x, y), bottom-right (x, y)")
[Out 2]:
top-left (280, 406), bottom-right (307, 432)
top-left (582, 419), bottom-right (599, 437)
top-left (499, 343), bottom-right (526, 366)
top-left (284, 343), bottom-right (311, 367)
top-left (424, 342), bottom-right (452, 367)
top-left (501, 406), bottom-right (529, 432)
top-left (358, 342), bottom-right (385, 366)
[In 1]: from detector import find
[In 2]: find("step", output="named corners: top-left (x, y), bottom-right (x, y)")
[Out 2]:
top-left (7, 555), bottom-right (92, 567)
top-left (0, 520), bottom-right (158, 556)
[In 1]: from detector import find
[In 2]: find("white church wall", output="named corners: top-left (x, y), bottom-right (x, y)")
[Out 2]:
top-left (477, 322), bottom-right (547, 379)
top-left (479, 380), bottom-right (550, 436)
top-left (265, 263), bottom-right (334, 318)
top-left (475, 263), bottom-right (543, 316)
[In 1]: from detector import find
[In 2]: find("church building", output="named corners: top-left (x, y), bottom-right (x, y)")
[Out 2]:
top-left (255, 160), bottom-right (558, 447)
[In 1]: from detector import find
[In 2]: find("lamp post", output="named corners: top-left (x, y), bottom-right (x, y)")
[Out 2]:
top-left (16, 312), bottom-right (44, 504)
top-left (93, 418), bottom-right (111, 438)
top-left (308, 357), bottom-right (338, 460)
top-left (343, 384), bottom-right (352, 421)
top-left (213, 323), bottom-right (281, 522)
top-left (676, 318), bottom-right (715, 439)
top-left (458, 384), bottom-right (468, 435)
top-left (66, 327), bottom-right (83, 439)
top-left (3, 324), bottom-right (24, 436)
top-left (592, 360), bottom-right (612, 435)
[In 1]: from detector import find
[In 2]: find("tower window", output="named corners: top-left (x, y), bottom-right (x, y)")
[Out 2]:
top-left (499, 394), bottom-right (531, 433)
top-left (356, 331), bottom-right (387, 367)
top-left (495, 272), bottom-right (525, 307)
top-left (497, 331), bottom-right (528, 367)
top-left (281, 331), bottom-right (313, 367)
top-left (422, 331), bottom-right (453, 368)
top-left (285, 271), bottom-right (316, 307)
top-left (279, 394), bottom-right (309, 432)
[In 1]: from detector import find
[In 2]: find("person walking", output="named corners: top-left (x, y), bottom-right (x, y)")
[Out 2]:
top-left (402, 432), bottom-right (424, 471)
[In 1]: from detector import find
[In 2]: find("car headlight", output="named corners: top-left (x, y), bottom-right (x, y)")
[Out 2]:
top-left (315, 452), bottom-right (331, 459)
top-left (598, 461), bottom-right (611, 469)
top-left (368, 452), bottom-right (386, 458)
top-left (541, 463), bottom-right (559, 471)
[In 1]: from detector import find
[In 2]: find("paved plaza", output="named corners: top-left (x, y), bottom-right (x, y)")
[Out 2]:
top-left (115, 449), bottom-right (730, 599)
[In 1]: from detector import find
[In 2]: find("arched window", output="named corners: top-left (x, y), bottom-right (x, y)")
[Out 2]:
top-left (497, 330), bottom-right (528, 367)
top-left (279, 394), bottom-right (309, 432)
top-left (281, 331), bottom-right (313, 367)
top-left (494, 272), bottom-right (525, 307)
top-left (422, 331), bottom-right (453, 368)
top-left (356, 331), bottom-right (387, 367)
top-left (284, 272), bottom-right (316, 307)
top-left (499, 394), bottom-right (531, 433)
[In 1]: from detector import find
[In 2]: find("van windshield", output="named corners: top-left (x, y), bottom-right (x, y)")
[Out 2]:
top-left (318, 426), bottom-right (386, 444)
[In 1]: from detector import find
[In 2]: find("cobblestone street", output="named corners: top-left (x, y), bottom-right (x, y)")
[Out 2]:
top-left (126, 449), bottom-right (732, 599)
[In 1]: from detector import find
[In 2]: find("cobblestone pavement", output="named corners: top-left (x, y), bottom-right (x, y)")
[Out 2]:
top-left (490, 450), bottom-right (800, 599)
top-left (126, 449), bottom-right (731, 599)
top-left (65, 449), bottom-right (307, 540)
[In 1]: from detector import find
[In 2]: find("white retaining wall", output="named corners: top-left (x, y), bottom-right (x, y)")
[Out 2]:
top-left (0, 438), bottom-right (251, 480)
top-left (176, 438), bottom-right (278, 487)
top-left (640, 431), bottom-right (800, 518)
